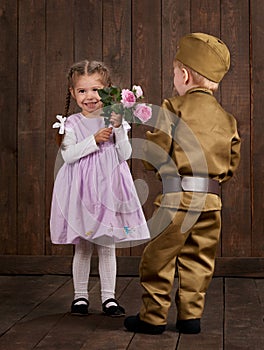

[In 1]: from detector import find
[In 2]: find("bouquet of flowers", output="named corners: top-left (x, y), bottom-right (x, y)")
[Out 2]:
top-left (98, 85), bottom-right (152, 126)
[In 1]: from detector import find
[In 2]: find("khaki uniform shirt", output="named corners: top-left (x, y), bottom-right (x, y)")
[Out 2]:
top-left (144, 88), bottom-right (241, 211)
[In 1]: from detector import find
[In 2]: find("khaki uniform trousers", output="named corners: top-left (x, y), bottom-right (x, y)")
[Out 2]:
top-left (139, 207), bottom-right (221, 326)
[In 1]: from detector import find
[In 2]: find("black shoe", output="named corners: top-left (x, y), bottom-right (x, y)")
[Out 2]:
top-left (176, 318), bottom-right (201, 334)
top-left (71, 298), bottom-right (89, 315)
top-left (102, 298), bottom-right (126, 317)
top-left (124, 314), bottom-right (166, 335)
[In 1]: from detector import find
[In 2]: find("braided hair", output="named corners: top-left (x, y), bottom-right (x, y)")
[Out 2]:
top-left (55, 60), bottom-right (112, 146)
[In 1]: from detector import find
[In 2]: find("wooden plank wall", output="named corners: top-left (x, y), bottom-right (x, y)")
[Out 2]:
top-left (0, 0), bottom-right (263, 275)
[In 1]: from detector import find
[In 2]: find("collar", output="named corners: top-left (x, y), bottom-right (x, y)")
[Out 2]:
top-left (187, 87), bottom-right (213, 96)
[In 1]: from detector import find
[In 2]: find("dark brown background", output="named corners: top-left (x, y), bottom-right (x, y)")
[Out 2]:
top-left (0, 0), bottom-right (263, 275)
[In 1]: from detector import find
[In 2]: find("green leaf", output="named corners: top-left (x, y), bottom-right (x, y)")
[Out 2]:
top-left (111, 104), bottom-right (123, 114)
top-left (110, 86), bottom-right (120, 95)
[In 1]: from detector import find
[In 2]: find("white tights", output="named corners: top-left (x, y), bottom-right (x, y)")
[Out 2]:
top-left (72, 239), bottom-right (117, 304)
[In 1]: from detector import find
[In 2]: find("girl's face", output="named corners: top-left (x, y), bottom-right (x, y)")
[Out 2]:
top-left (70, 73), bottom-right (104, 116)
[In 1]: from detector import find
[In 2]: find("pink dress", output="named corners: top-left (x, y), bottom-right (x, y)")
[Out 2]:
top-left (50, 113), bottom-right (150, 247)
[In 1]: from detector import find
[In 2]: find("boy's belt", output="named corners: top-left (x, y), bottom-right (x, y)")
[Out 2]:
top-left (163, 176), bottom-right (220, 196)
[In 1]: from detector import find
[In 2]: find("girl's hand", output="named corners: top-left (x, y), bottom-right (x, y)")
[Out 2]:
top-left (94, 127), bottom-right (112, 144)
top-left (109, 112), bottom-right (122, 128)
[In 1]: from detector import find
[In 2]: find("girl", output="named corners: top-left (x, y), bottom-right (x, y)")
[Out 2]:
top-left (50, 60), bottom-right (150, 317)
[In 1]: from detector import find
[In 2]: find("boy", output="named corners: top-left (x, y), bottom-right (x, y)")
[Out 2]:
top-left (124, 33), bottom-right (241, 334)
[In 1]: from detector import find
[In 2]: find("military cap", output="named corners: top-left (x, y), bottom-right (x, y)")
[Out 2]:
top-left (175, 33), bottom-right (230, 83)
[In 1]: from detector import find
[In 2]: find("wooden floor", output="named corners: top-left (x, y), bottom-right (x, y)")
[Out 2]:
top-left (0, 276), bottom-right (263, 350)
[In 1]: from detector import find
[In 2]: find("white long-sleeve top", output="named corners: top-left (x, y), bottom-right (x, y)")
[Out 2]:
top-left (61, 122), bottom-right (132, 164)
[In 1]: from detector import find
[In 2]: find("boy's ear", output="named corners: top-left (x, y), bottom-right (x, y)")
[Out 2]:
top-left (182, 68), bottom-right (189, 85)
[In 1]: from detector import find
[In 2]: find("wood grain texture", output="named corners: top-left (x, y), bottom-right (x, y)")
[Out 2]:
top-left (0, 1), bottom-right (18, 254)
top-left (17, 0), bottom-right (46, 254)
top-left (75, 0), bottom-right (103, 62)
top-left (225, 278), bottom-right (264, 349)
top-left (251, 0), bottom-right (264, 257)
top-left (0, 276), bottom-right (262, 349)
top-left (103, 0), bottom-right (131, 87)
top-left (0, 255), bottom-right (263, 277)
top-left (221, 0), bottom-right (251, 257)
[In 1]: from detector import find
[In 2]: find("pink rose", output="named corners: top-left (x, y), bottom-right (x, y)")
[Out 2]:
top-left (121, 89), bottom-right (136, 108)
top-left (132, 85), bottom-right (143, 98)
top-left (133, 103), bottom-right (152, 123)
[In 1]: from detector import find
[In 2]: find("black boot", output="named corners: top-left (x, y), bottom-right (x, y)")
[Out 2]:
top-left (176, 318), bottom-right (201, 334)
top-left (124, 314), bottom-right (165, 335)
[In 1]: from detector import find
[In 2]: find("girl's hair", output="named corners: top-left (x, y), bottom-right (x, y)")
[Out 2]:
top-left (56, 60), bottom-right (112, 146)
top-left (175, 60), bottom-right (219, 92)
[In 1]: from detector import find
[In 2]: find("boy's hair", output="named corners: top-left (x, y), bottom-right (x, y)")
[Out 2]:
top-left (56, 60), bottom-right (111, 146)
top-left (175, 60), bottom-right (219, 92)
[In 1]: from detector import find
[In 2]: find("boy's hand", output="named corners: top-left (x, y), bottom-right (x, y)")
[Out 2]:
top-left (109, 112), bottom-right (122, 128)
top-left (94, 127), bottom-right (112, 144)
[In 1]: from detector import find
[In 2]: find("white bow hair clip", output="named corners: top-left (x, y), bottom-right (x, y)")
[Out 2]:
top-left (52, 115), bottom-right (66, 134)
